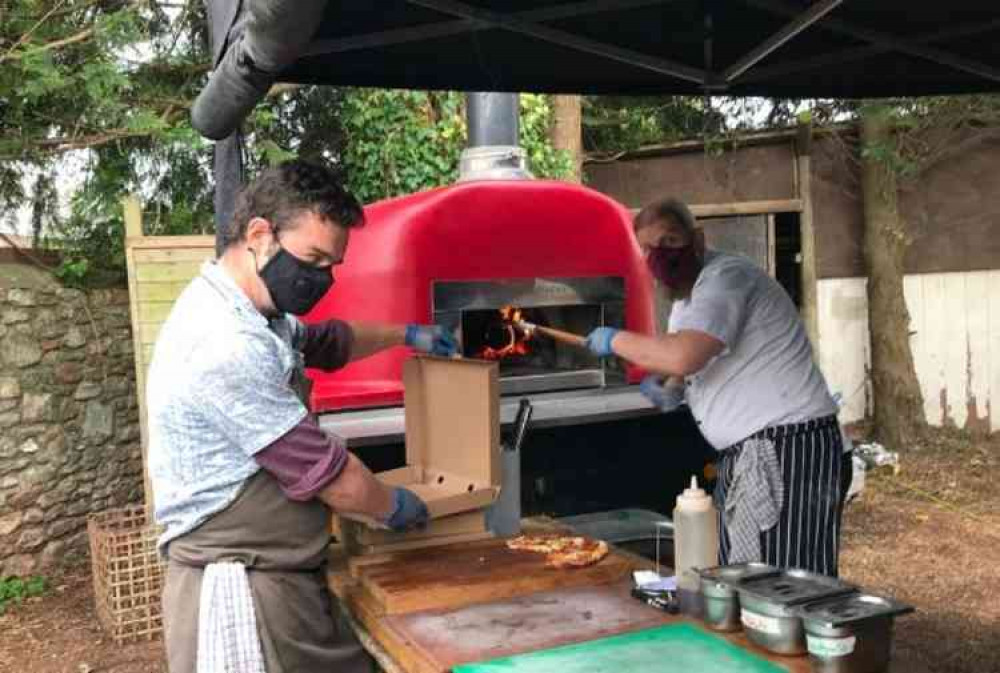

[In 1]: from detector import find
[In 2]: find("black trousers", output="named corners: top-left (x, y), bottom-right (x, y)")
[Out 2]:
top-left (714, 415), bottom-right (852, 577)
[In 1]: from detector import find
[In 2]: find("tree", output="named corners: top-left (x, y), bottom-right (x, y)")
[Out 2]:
top-left (1, 0), bottom-right (215, 284)
top-left (550, 95), bottom-right (582, 183)
top-left (853, 96), bottom-right (1000, 448)
top-left (338, 90), bottom-right (572, 204)
top-left (1, 3), bottom-right (572, 285)
top-left (858, 105), bottom-right (928, 451)
top-left (581, 95), bottom-right (725, 156)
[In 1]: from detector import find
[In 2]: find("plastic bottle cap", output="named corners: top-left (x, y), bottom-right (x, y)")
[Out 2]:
top-left (676, 475), bottom-right (713, 512)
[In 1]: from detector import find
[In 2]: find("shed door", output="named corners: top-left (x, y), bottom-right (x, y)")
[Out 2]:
top-left (700, 214), bottom-right (774, 275)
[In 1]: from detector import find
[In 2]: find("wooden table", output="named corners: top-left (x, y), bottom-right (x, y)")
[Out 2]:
top-left (327, 520), bottom-right (819, 673)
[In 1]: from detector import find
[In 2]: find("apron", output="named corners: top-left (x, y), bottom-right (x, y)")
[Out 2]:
top-left (162, 470), bottom-right (371, 673)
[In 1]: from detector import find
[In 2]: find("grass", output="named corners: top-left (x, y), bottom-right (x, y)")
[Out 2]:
top-left (0, 576), bottom-right (47, 615)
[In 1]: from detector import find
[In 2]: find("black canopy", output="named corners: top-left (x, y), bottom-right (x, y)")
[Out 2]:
top-left (209, 0), bottom-right (1000, 100)
top-left (200, 0), bottom-right (1000, 243)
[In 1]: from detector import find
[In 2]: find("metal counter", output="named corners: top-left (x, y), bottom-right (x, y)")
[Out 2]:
top-left (318, 386), bottom-right (657, 448)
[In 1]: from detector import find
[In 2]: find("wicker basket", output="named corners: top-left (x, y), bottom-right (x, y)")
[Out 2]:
top-left (88, 505), bottom-right (165, 643)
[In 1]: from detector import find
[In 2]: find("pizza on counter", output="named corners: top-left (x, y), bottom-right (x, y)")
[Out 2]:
top-left (505, 534), bottom-right (610, 569)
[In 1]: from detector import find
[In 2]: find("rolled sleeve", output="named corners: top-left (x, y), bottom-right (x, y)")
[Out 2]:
top-left (254, 415), bottom-right (349, 501)
top-left (300, 320), bottom-right (355, 371)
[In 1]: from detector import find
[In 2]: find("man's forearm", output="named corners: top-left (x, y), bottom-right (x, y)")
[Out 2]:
top-left (612, 330), bottom-right (723, 377)
top-left (317, 452), bottom-right (394, 519)
top-left (347, 322), bottom-right (407, 361)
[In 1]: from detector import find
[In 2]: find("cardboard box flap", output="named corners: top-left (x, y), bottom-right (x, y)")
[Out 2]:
top-left (403, 356), bottom-right (501, 490)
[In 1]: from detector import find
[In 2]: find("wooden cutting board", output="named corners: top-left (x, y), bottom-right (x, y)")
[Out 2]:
top-left (386, 581), bottom-right (676, 670)
top-left (355, 537), bottom-right (633, 615)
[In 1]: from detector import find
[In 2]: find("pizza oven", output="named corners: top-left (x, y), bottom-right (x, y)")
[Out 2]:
top-left (303, 179), bottom-right (656, 412)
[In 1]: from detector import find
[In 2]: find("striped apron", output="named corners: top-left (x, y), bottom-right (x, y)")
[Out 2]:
top-left (714, 414), bottom-right (852, 577)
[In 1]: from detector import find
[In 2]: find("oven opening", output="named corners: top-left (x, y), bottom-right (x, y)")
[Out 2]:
top-left (461, 304), bottom-right (604, 393)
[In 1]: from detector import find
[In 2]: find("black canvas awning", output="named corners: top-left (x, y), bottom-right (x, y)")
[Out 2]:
top-left (199, 0), bottom-right (1000, 240)
top-left (208, 1), bottom-right (1000, 100)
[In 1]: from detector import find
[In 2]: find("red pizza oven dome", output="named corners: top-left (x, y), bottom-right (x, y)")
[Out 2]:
top-left (303, 179), bottom-right (656, 411)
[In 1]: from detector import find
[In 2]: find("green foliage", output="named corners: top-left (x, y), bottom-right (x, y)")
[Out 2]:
top-left (0, 576), bottom-right (47, 615)
top-left (582, 96), bottom-right (724, 154)
top-left (338, 90), bottom-right (572, 203)
top-left (1, 1), bottom-right (216, 285)
top-left (1, 3), bottom-right (573, 286)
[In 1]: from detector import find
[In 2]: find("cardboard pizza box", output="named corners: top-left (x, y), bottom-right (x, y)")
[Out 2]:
top-left (335, 356), bottom-right (502, 541)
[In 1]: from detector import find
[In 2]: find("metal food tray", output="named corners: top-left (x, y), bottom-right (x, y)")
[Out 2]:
top-left (696, 563), bottom-right (778, 584)
top-left (792, 591), bottom-right (915, 628)
top-left (736, 568), bottom-right (857, 606)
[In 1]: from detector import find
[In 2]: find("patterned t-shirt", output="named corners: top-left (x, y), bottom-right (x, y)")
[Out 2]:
top-left (147, 261), bottom-right (309, 551)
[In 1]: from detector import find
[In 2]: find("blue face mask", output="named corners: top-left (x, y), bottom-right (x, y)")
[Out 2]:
top-left (257, 245), bottom-right (333, 316)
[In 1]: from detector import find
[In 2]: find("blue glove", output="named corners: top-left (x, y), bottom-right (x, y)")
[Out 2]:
top-left (639, 375), bottom-right (686, 412)
top-left (405, 324), bottom-right (459, 357)
top-left (584, 327), bottom-right (620, 357)
top-left (384, 487), bottom-right (430, 532)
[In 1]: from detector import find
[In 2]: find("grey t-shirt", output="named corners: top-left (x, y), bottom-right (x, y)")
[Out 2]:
top-left (147, 261), bottom-right (309, 550)
top-left (668, 251), bottom-right (837, 449)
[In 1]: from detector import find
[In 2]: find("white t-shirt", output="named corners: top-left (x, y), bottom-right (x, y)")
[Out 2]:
top-left (147, 261), bottom-right (309, 551)
top-left (668, 251), bottom-right (837, 449)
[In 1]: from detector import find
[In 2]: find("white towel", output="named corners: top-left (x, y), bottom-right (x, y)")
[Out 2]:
top-left (197, 562), bottom-right (266, 673)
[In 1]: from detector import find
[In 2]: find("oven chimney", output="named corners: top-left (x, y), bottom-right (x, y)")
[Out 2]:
top-left (459, 92), bottom-right (532, 182)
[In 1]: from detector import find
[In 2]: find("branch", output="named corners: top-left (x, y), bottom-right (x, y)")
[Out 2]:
top-left (2, 27), bottom-right (95, 61)
top-left (0, 0), bottom-right (69, 64)
top-left (912, 127), bottom-right (1000, 177)
top-left (8, 129), bottom-right (154, 156)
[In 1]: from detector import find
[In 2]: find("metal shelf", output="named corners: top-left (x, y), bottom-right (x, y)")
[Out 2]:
top-left (318, 386), bottom-right (657, 448)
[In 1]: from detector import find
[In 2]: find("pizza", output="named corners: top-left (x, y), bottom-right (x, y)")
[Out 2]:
top-left (505, 534), bottom-right (610, 569)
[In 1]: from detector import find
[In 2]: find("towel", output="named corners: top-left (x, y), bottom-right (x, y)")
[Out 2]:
top-left (197, 561), bottom-right (266, 673)
top-left (724, 438), bottom-right (784, 564)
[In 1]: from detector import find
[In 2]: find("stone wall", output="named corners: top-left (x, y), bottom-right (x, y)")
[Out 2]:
top-left (0, 283), bottom-right (143, 577)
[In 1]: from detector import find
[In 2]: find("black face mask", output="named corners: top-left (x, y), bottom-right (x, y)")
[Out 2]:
top-left (257, 245), bottom-right (333, 316)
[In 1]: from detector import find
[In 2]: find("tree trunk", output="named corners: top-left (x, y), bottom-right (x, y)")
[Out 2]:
top-left (859, 105), bottom-right (928, 450)
top-left (550, 95), bottom-right (583, 182)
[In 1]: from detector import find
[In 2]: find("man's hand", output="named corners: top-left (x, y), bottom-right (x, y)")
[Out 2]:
top-left (405, 324), bottom-right (459, 357)
top-left (639, 375), bottom-right (686, 412)
top-left (384, 487), bottom-right (430, 532)
top-left (584, 327), bottom-right (620, 357)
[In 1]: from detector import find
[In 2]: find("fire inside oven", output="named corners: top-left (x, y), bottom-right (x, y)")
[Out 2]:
top-left (434, 277), bottom-right (626, 396)
top-left (462, 305), bottom-right (601, 378)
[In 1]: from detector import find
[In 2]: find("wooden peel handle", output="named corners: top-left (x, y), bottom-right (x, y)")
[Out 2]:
top-left (531, 324), bottom-right (587, 347)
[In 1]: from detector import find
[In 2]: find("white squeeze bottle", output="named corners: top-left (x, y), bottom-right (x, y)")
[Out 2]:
top-left (673, 475), bottom-right (719, 616)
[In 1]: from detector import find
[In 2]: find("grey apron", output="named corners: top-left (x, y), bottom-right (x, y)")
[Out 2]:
top-left (162, 470), bottom-right (371, 673)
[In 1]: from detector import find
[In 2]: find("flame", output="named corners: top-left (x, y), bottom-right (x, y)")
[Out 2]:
top-left (479, 305), bottom-right (533, 360)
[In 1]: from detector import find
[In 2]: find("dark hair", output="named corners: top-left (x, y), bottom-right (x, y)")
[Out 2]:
top-left (221, 159), bottom-right (364, 249)
top-left (633, 197), bottom-right (697, 234)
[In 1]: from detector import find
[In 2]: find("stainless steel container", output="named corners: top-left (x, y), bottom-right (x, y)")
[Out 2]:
top-left (701, 579), bottom-right (740, 631)
top-left (735, 569), bottom-right (857, 656)
top-left (794, 593), bottom-right (914, 673)
top-left (739, 593), bottom-right (809, 654)
top-left (697, 563), bottom-right (776, 632)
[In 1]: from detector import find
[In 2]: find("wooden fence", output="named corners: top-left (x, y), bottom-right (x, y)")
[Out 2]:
top-left (122, 196), bottom-right (214, 507)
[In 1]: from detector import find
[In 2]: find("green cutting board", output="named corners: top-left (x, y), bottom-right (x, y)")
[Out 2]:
top-left (453, 623), bottom-right (786, 673)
